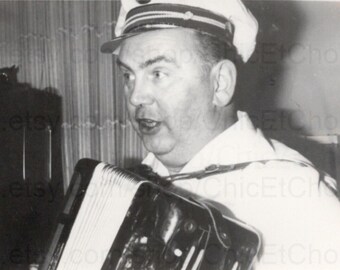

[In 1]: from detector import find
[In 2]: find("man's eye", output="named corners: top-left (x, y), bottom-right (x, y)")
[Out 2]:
top-left (122, 72), bottom-right (134, 82)
top-left (153, 70), bottom-right (166, 80)
top-left (123, 73), bottom-right (130, 80)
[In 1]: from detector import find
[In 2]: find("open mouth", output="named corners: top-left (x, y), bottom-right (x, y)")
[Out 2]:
top-left (137, 118), bottom-right (161, 132)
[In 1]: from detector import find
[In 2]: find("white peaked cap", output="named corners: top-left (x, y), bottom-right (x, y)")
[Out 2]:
top-left (101, 0), bottom-right (258, 62)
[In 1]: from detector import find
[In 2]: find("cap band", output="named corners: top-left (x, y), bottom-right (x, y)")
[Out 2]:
top-left (123, 4), bottom-right (234, 44)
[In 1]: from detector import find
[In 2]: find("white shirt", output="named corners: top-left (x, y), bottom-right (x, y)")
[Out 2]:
top-left (143, 111), bottom-right (340, 270)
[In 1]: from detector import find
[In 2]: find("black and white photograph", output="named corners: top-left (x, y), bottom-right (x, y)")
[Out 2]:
top-left (0, 0), bottom-right (339, 269)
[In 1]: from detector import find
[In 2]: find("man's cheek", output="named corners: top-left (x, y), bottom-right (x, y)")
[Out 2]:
top-left (169, 107), bottom-right (194, 131)
top-left (177, 114), bottom-right (194, 130)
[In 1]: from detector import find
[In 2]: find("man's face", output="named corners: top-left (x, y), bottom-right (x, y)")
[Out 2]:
top-left (117, 29), bottom-right (222, 168)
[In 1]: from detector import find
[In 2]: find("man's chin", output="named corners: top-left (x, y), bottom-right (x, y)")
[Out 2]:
top-left (142, 138), bottom-right (174, 157)
top-left (144, 145), bottom-right (172, 157)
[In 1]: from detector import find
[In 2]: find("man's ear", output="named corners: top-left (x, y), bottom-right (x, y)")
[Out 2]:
top-left (211, 60), bottom-right (237, 107)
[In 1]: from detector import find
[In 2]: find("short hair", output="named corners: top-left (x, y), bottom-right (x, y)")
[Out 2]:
top-left (194, 31), bottom-right (239, 73)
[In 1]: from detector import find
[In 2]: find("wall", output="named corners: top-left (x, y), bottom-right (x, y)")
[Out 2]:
top-left (242, 0), bottom-right (340, 136)
top-left (0, 1), bottom-right (145, 186)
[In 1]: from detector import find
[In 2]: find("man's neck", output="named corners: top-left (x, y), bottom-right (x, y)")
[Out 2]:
top-left (161, 108), bottom-right (238, 175)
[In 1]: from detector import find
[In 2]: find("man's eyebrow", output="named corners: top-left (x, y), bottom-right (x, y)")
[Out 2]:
top-left (116, 55), bottom-right (177, 70)
top-left (140, 55), bottom-right (177, 69)
top-left (116, 58), bottom-right (131, 70)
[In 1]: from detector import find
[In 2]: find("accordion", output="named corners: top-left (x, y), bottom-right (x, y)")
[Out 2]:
top-left (40, 159), bottom-right (260, 270)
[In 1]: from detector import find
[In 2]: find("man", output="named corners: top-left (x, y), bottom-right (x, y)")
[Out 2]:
top-left (101, 0), bottom-right (340, 269)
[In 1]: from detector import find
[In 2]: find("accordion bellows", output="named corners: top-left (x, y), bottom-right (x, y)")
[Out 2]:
top-left (41, 159), bottom-right (260, 270)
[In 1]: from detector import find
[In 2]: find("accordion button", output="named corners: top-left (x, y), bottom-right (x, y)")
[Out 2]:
top-left (184, 219), bottom-right (197, 233)
top-left (174, 249), bottom-right (183, 257)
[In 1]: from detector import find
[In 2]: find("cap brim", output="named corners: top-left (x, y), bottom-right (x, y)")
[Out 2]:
top-left (100, 33), bottom-right (139, 54)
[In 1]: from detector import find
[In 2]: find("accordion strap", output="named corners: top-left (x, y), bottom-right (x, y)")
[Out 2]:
top-left (162, 159), bottom-right (339, 198)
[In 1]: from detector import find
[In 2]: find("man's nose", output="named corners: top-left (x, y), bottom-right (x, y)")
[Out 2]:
top-left (129, 79), bottom-right (154, 107)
